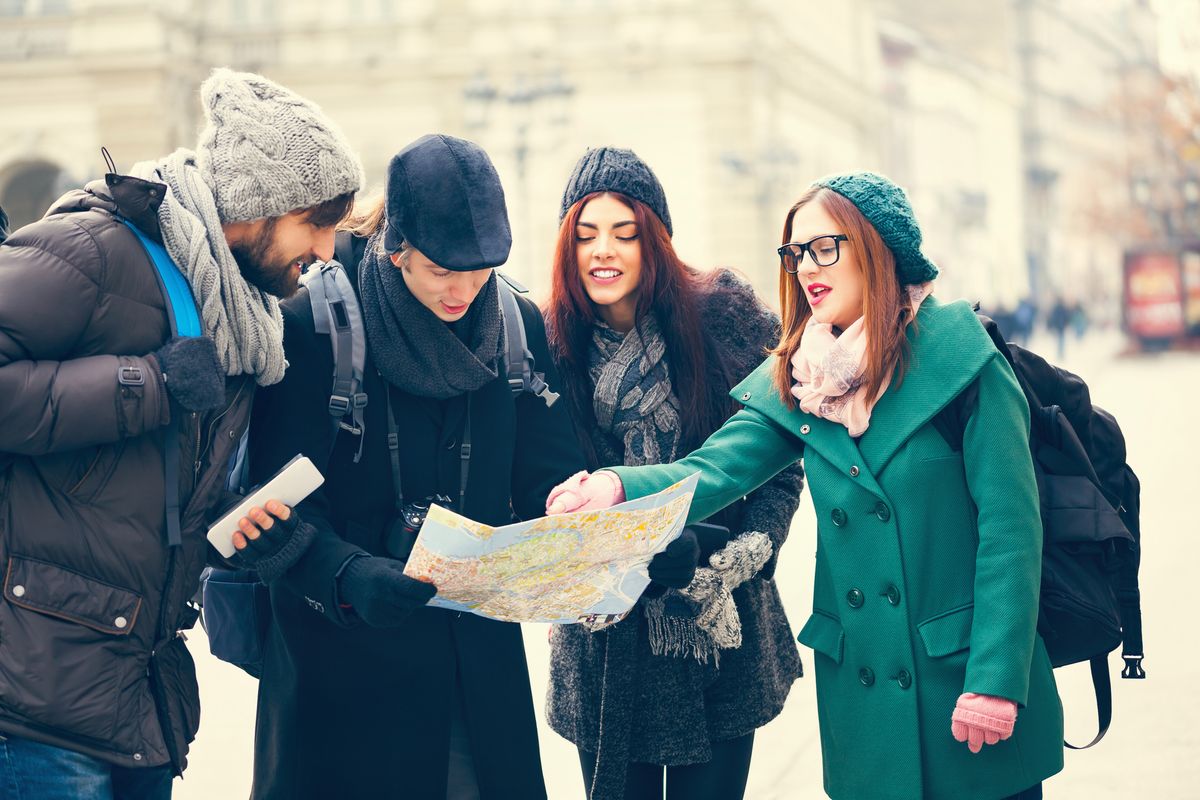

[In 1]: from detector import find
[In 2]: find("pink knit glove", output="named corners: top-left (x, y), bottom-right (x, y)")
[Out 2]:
top-left (951, 692), bottom-right (1017, 753)
top-left (545, 470), bottom-right (625, 515)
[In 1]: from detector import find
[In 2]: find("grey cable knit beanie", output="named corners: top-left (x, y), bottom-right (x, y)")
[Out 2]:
top-left (559, 147), bottom-right (673, 236)
top-left (196, 68), bottom-right (364, 223)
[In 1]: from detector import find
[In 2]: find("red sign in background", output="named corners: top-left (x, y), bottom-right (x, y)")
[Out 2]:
top-left (1124, 251), bottom-right (1185, 339)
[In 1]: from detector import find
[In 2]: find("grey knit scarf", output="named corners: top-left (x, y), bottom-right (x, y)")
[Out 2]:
top-left (130, 150), bottom-right (287, 385)
top-left (358, 230), bottom-right (503, 398)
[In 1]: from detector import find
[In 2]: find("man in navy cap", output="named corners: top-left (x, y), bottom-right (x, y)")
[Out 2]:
top-left (241, 134), bottom-right (585, 800)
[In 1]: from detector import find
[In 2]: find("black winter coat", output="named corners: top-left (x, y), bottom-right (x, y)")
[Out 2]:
top-left (0, 176), bottom-right (254, 772)
top-left (247, 256), bottom-right (585, 799)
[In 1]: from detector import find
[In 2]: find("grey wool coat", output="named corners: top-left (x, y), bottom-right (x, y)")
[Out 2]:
top-left (545, 269), bottom-right (805, 774)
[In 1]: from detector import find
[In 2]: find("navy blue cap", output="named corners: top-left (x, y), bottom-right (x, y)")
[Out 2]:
top-left (383, 134), bottom-right (512, 271)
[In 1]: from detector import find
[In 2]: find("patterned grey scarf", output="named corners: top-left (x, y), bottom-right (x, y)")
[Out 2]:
top-left (130, 150), bottom-right (286, 385)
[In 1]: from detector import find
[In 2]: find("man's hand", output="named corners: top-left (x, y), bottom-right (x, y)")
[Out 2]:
top-left (647, 528), bottom-right (701, 590)
top-left (150, 335), bottom-right (225, 412)
top-left (337, 557), bottom-right (438, 628)
top-left (230, 500), bottom-right (315, 583)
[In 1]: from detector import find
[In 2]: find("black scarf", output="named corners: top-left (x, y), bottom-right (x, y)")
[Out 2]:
top-left (358, 230), bottom-right (504, 399)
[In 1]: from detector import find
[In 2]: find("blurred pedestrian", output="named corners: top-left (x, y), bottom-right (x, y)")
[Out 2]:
top-left (547, 171), bottom-right (1063, 800)
top-left (1048, 296), bottom-right (1071, 360)
top-left (0, 68), bottom-right (361, 799)
top-left (542, 147), bottom-right (805, 800)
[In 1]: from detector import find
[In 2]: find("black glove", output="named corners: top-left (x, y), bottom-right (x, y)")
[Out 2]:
top-left (229, 504), bottom-right (316, 584)
top-left (689, 522), bottom-right (733, 562)
top-left (647, 528), bottom-right (700, 590)
top-left (152, 336), bottom-right (225, 412)
top-left (337, 556), bottom-right (438, 628)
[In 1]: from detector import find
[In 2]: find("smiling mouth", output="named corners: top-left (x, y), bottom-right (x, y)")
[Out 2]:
top-left (589, 268), bottom-right (623, 281)
top-left (808, 285), bottom-right (831, 305)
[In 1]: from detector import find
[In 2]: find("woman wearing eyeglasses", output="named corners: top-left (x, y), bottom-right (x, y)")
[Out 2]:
top-left (542, 147), bottom-right (805, 800)
top-left (546, 172), bottom-right (1063, 800)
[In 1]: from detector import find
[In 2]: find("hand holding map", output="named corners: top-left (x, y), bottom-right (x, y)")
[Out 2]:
top-left (402, 473), bottom-right (699, 624)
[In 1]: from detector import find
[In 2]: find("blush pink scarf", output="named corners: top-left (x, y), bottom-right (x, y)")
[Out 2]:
top-left (790, 283), bottom-right (934, 436)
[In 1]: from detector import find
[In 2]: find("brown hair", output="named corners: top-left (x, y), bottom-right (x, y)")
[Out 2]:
top-left (544, 191), bottom-right (732, 464)
top-left (771, 187), bottom-right (914, 407)
top-left (300, 191), bottom-right (356, 228)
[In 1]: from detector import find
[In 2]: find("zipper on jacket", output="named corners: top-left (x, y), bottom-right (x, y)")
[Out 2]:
top-left (149, 545), bottom-right (184, 775)
top-left (195, 381), bottom-right (247, 478)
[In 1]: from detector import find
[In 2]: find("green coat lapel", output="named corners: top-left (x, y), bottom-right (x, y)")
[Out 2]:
top-left (856, 297), bottom-right (994, 476)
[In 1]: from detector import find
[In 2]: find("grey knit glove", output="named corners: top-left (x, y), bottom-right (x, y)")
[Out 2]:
top-left (679, 531), bottom-right (774, 651)
top-left (151, 336), bottom-right (225, 411)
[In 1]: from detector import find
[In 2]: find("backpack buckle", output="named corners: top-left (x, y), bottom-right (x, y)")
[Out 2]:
top-left (1121, 655), bottom-right (1145, 679)
top-left (328, 394), bottom-right (351, 415)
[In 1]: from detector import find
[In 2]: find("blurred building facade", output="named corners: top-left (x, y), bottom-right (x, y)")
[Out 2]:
top-left (0, 0), bottom-right (1179, 309)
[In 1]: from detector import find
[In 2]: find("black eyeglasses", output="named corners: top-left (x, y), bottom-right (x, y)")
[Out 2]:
top-left (777, 235), bottom-right (849, 273)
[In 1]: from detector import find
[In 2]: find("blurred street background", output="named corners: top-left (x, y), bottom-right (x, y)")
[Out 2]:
top-left (3, 0), bottom-right (1198, 797)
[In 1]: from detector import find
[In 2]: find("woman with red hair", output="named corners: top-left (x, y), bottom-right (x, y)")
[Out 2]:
top-left (543, 147), bottom-right (805, 800)
top-left (547, 172), bottom-right (1063, 800)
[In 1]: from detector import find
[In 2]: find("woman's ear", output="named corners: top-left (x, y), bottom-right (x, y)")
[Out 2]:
top-left (389, 251), bottom-right (404, 269)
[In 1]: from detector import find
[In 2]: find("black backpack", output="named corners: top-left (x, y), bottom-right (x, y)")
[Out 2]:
top-left (200, 231), bottom-right (560, 676)
top-left (932, 311), bottom-right (1144, 749)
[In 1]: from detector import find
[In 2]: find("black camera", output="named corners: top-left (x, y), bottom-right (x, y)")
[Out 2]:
top-left (384, 494), bottom-right (453, 560)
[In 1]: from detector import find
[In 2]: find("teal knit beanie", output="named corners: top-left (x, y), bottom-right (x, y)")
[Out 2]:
top-left (813, 171), bottom-right (938, 285)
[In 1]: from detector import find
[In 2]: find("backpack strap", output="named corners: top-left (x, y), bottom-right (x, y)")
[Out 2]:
top-left (303, 232), bottom-right (368, 462)
top-left (497, 272), bottom-right (559, 408)
top-left (1065, 657), bottom-right (1114, 749)
top-left (124, 220), bottom-right (201, 548)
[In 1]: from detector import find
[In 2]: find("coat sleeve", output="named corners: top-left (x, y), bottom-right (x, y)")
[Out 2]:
top-left (961, 351), bottom-right (1044, 706)
top-left (246, 297), bottom-right (367, 626)
top-left (510, 297), bottom-right (587, 520)
top-left (611, 406), bottom-right (805, 526)
top-left (0, 220), bottom-right (169, 454)
top-left (708, 270), bottom-right (805, 576)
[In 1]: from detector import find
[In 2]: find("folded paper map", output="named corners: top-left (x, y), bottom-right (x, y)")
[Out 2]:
top-left (402, 473), bottom-right (699, 624)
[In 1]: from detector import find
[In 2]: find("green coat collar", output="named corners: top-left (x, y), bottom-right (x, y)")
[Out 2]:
top-left (731, 297), bottom-right (996, 476)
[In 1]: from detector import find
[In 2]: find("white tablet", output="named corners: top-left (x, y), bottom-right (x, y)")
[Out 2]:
top-left (206, 454), bottom-right (325, 558)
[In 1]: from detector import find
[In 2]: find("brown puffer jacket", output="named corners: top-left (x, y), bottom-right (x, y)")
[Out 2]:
top-left (0, 175), bottom-right (254, 773)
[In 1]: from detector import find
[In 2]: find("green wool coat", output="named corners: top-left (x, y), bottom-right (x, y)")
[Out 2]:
top-left (613, 298), bottom-right (1064, 800)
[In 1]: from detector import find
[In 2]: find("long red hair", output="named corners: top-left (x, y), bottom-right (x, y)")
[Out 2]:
top-left (545, 191), bottom-right (732, 465)
top-left (771, 187), bottom-right (914, 407)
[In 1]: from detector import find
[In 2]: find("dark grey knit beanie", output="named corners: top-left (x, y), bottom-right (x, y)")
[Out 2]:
top-left (559, 147), bottom-right (673, 236)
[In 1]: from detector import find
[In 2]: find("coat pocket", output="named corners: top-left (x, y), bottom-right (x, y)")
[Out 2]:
top-left (0, 556), bottom-right (143, 742)
top-left (917, 602), bottom-right (974, 658)
top-left (796, 610), bottom-right (844, 664)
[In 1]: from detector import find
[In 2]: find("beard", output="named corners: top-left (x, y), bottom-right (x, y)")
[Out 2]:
top-left (230, 218), bottom-right (301, 299)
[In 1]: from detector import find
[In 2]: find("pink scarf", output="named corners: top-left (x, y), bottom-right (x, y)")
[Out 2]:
top-left (790, 283), bottom-right (934, 436)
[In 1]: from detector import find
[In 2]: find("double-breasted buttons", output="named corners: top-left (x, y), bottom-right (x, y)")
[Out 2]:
top-left (884, 585), bottom-right (901, 606)
top-left (849, 465), bottom-right (860, 477)
top-left (741, 392), bottom-right (752, 402)
top-left (831, 508), bottom-right (848, 527)
top-left (859, 667), bottom-right (875, 686)
top-left (873, 501), bottom-right (891, 522)
top-left (896, 669), bottom-right (913, 689)
top-left (800, 424), bottom-right (811, 435)
top-left (846, 588), bottom-right (865, 608)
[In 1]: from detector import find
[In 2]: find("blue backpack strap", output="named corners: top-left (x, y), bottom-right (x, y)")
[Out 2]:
top-left (123, 221), bottom-right (201, 547)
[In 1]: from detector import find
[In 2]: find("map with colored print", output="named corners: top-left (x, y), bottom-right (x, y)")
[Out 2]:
top-left (402, 473), bottom-right (699, 623)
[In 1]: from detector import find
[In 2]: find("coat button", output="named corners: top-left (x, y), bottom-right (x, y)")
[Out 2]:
top-left (884, 585), bottom-right (901, 606)
top-left (873, 501), bottom-right (891, 522)
top-left (800, 424), bottom-right (811, 435)
top-left (114, 616), bottom-right (128, 629)
top-left (11, 585), bottom-right (24, 598)
top-left (849, 465), bottom-right (860, 477)
top-left (859, 667), bottom-right (875, 686)
top-left (897, 669), bottom-right (913, 689)
top-left (846, 588), bottom-right (864, 608)
top-left (831, 508), bottom-right (848, 527)
top-left (133, 753), bottom-right (143, 761)
top-left (741, 392), bottom-right (752, 401)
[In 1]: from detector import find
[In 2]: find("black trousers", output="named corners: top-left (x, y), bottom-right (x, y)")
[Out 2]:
top-left (578, 732), bottom-right (755, 800)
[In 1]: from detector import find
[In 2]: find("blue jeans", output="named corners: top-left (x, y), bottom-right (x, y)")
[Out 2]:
top-left (0, 733), bottom-right (174, 800)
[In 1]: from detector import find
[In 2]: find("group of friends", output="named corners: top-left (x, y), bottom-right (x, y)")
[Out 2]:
top-left (0, 69), bottom-right (1062, 800)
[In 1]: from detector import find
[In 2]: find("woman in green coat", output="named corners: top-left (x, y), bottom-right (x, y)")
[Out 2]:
top-left (545, 172), bottom-right (1064, 800)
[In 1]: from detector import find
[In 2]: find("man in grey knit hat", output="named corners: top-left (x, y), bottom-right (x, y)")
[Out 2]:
top-left (0, 68), bottom-right (361, 799)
